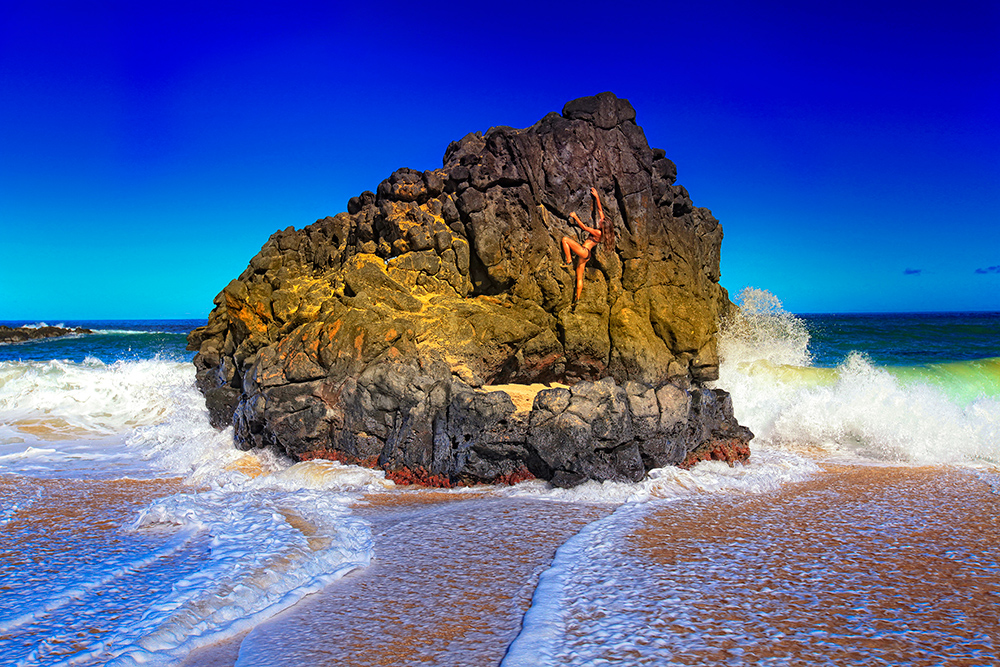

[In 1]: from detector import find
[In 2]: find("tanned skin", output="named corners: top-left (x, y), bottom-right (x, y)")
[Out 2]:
top-left (561, 187), bottom-right (605, 301)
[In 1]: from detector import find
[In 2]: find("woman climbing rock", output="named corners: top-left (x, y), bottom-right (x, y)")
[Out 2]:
top-left (561, 186), bottom-right (616, 302)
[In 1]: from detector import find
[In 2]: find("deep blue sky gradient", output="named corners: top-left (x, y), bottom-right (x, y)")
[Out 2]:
top-left (2, 0), bottom-right (998, 318)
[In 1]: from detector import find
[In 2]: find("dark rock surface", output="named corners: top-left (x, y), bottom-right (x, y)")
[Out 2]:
top-left (0, 325), bottom-right (93, 344)
top-left (188, 92), bottom-right (752, 486)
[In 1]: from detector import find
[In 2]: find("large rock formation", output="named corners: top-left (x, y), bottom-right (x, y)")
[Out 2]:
top-left (188, 92), bottom-right (752, 487)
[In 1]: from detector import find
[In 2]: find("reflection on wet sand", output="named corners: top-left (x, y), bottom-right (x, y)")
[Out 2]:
top-left (0, 477), bottom-right (188, 662)
top-left (557, 464), bottom-right (1000, 665)
top-left (10, 464), bottom-right (999, 666)
top-left (208, 496), bottom-right (612, 666)
top-left (0, 476), bottom-right (184, 550)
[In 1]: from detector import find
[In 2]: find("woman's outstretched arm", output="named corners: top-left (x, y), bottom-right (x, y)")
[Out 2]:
top-left (590, 187), bottom-right (604, 223)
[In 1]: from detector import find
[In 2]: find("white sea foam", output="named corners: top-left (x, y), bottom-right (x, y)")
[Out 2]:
top-left (507, 465), bottom-right (1000, 667)
top-left (715, 289), bottom-right (1000, 465)
top-left (503, 498), bottom-right (697, 667)
top-left (99, 490), bottom-right (372, 666)
top-left (3, 486), bottom-right (373, 667)
top-left (0, 322), bottom-right (170, 335)
top-left (717, 287), bottom-right (813, 368)
top-left (502, 504), bottom-right (637, 667)
top-left (725, 351), bottom-right (1000, 464)
top-left (2, 357), bottom-right (262, 480)
top-left (0, 350), bottom-right (397, 490)
top-left (0, 353), bottom-right (388, 665)
top-left (0, 358), bottom-right (186, 444)
top-left (502, 447), bottom-right (818, 505)
top-left (499, 436), bottom-right (821, 664)
top-left (11, 322), bottom-right (62, 329)
top-left (507, 292), bottom-right (1000, 665)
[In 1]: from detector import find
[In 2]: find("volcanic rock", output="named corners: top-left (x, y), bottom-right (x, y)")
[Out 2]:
top-left (0, 325), bottom-right (93, 344)
top-left (188, 92), bottom-right (752, 486)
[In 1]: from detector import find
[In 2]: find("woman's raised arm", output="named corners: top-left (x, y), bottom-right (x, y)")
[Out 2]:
top-left (590, 187), bottom-right (604, 223)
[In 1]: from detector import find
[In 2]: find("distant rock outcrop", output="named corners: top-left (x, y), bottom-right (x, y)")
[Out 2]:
top-left (0, 325), bottom-right (93, 344)
top-left (188, 92), bottom-right (752, 487)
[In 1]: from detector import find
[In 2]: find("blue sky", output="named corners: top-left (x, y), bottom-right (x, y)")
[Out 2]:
top-left (2, 0), bottom-right (998, 319)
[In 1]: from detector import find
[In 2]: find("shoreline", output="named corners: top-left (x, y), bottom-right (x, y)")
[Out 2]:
top-left (183, 491), bottom-right (613, 666)
top-left (525, 462), bottom-right (1000, 664)
top-left (185, 461), bottom-right (1000, 665)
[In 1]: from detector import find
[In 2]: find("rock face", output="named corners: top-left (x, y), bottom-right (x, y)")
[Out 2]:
top-left (188, 92), bottom-right (752, 487)
top-left (0, 325), bottom-right (93, 344)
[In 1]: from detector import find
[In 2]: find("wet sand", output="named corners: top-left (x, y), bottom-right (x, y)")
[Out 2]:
top-left (186, 493), bottom-right (612, 666)
top-left (555, 464), bottom-right (1000, 665)
top-left (0, 477), bottom-right (191, 664)
top-left (0, 476), bottom-right (186, 578)
top-left (192, 464), bottom-right (1000, 666)
top-left (13, 464), bottom-right (996, 665)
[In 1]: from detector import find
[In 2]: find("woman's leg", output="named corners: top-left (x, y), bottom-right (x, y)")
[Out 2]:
top-left (560, 235), bottom-right (591, 301)
top-left (561, 236), bottom-right (589, 264)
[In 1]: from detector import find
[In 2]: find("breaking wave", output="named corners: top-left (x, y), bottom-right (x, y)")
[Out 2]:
top-left (716, 289), bottom-right (1000, 465)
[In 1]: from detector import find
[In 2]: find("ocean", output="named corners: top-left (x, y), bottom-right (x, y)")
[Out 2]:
top-left (0, 299), bottom-right (998, 666)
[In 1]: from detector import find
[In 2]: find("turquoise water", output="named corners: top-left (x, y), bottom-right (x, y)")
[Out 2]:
top-left (0, 309), bottom-right (998, 664)
top-left (717, 294), bottom-right (1000, 464)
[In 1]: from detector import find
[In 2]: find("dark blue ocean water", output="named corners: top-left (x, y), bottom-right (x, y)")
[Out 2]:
top-left (800, 312), bottom-right (1000, 367)
top-left (0, 319), bottom-right (205, 363)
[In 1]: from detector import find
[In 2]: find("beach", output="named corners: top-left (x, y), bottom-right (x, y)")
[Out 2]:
top-left (5, 3), bottom-right (998, 664)
top-left (527, 463), bottom-right (1000, 665)
top-left (181, 462), bottom-right (1000, 666)
top-left (187, 493), bottom-right (611, 666)
top-left (1, 311), bottom-right (998, 665)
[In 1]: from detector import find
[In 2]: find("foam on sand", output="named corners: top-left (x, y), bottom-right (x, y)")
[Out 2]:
top-left (505, 464), bottom-right (1000, 666)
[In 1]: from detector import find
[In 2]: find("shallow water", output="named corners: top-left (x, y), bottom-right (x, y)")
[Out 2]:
top-left (0, 477), bottom-right (197, 663)
top-left (0, 473), bottom-right (374, 666)
top-left (505, 464), bottom-right (1000, 666)
top-left (225, 495), bottom-right (612, 666)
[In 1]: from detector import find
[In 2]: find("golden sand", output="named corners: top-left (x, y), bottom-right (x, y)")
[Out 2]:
top-left (223, 453), bottom-right (269, 478)
top-left (358, 489), bottom-right (490, 507)
top-left (485, 382), bottom-right (569, 414)
top-left (8, 418), bottom-right (108, 441)
top-left (32, 463), bottom-right (992, 666)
